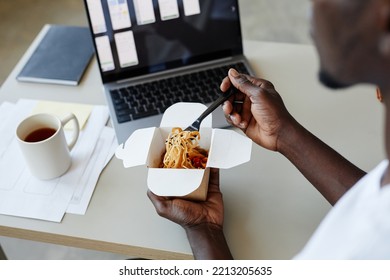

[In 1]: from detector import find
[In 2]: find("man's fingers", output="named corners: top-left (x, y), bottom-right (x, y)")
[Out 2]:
top-left (147, 190), bottom-right (171, 217)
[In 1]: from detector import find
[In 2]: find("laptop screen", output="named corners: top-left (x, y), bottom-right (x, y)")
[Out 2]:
top-left (84, 0), bottom-right (243, 83)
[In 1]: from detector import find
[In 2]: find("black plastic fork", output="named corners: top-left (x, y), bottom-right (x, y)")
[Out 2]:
top-left (184, 87), bottom-right (236, 131)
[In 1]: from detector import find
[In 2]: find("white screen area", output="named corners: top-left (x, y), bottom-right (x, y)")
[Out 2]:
top-left (115, 31), bottom-right (139, 68)
top-left (95, 36), bottom-right (115, 72)
top-left (107, 0), bottom-right (132, 30)
top-left (86, 0), bottom-right (107, 34)
top-left (158, 0), bottom-right (180, 21)
top-left (183, 0), bottom-right (201, 16)
top-left (133, 0), bottom-right (156, 25)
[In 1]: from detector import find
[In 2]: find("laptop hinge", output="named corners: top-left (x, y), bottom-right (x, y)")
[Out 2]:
top-left (115, 56), bottom-right (236, 85)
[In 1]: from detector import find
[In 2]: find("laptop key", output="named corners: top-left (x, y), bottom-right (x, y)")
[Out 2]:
top-left (117, 114), bottom-right (131, 123)
top-left (132, 109), bottom-right (160, 120)
top-left (117, 108), bottom-right (136, 116)
top-left (114, 103), bottom-right (130, 110)
top-left (137, 106), bottom-right (146, 113)
top-left (146, 104), bottom-right (156, 110)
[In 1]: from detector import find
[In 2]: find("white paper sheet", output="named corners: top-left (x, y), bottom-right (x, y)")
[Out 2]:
top-left (66, 127), bottom-right (116, 215)
top-left (0, 99), bottom-right (116, 222)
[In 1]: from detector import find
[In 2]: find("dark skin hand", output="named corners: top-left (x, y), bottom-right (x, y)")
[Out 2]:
top-left (222, 68), bottom-right (366, 205)
top-left (147, 168), bottom-right (233, 259)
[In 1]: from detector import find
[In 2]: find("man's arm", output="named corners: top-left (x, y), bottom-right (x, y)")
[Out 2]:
top-left (185, 224), bottom-right (233, 260)
top-left (278, 119), bottom-right (366, 205)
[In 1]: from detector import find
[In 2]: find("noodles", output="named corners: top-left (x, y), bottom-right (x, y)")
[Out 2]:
top-left (161, 127), bottom-right (208, 169)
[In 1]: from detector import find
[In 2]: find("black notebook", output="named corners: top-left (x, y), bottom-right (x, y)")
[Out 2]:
top-left (17, 25), bottom-right (94, 86)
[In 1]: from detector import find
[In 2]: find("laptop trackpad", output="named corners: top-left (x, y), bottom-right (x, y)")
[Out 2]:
top-left (212, 106), bottom-right (230, 129)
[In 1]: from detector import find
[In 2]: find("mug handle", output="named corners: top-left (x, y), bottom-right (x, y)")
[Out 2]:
top-left (60, 113), bottom-right (80, 151)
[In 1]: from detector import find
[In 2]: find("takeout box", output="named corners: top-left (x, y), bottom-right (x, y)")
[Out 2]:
top-left (115, 102), bottom-right (252, 201)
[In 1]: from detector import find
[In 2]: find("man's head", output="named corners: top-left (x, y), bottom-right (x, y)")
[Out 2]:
top-left (310, 0), bottom-right (390, 90)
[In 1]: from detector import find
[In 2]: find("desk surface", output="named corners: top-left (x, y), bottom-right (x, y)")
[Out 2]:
top-left (0, 39), bottom-right (385, 259)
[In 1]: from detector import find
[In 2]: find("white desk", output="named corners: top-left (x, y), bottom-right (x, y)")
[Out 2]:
top-left (0, 39), bottom-right (385, 259)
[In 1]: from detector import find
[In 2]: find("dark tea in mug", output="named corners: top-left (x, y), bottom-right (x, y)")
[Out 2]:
top-left (24, 127), bottom-right (57, 143)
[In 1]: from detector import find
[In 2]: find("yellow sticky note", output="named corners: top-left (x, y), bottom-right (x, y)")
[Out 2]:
top-left (31, 101), bottom-right (93, 130)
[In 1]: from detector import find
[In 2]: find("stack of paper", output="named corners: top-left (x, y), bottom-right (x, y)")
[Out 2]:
top-left (0, 99), bottom-right (117, 222)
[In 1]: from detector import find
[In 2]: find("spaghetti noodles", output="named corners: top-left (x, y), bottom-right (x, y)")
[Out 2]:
top-left (161, 127), bottom-right (208, 169)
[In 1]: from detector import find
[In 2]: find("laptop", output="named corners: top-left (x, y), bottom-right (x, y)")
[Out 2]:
top-left (83, 0), bottom-right (254, 144)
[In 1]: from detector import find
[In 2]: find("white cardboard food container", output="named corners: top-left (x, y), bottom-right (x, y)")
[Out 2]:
top-left (115, 103), bottom-right (252, 201)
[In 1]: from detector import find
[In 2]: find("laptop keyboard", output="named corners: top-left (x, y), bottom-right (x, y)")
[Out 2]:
top-left (109, 62), bottom-right (250, 123)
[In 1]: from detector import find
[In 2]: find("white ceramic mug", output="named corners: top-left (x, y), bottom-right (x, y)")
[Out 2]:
top-left (16, 113), bottom-right (80, 180)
